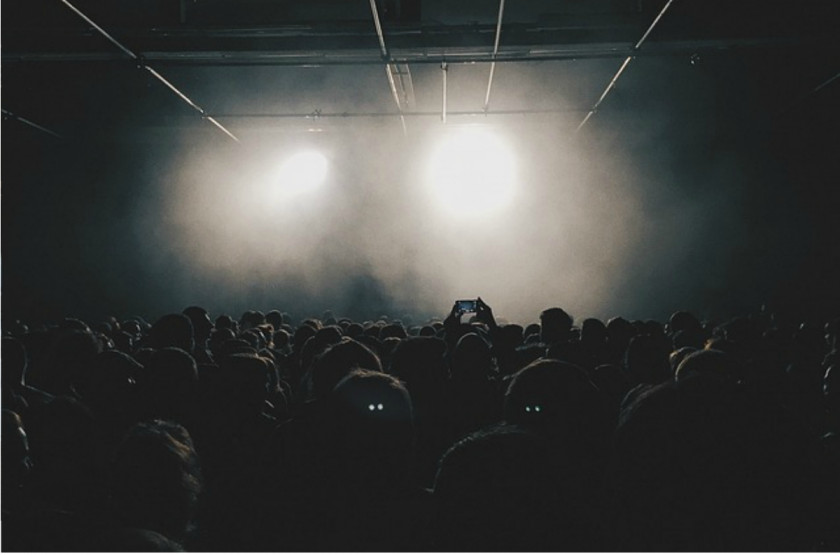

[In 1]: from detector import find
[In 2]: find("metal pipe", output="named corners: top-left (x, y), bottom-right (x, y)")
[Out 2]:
top-left (385, 64), bottom-right (408, 134)
top-left (395, 64), bottom-right (415, 107)
top-left (383, 64), bottom-right (403, 112)
top-left (781, 68), bottom-right (840, 116)
top-left (59, 0), bottom-right (138, 61)
top-left (396, 109), bottom-right (408, 135)
top-left (483, 0), bottom-right (506, 112)
top-left (368, 0), bottom-right (389, 58)
top-left (59, 0), bottom-right (239, 142)
top-left (368, 0), bottom-right (407, 135)
top-left (576, 55), bottom-right (632, 132)
top-left (6, 36), bottom-right (800, 66)
top-left (576, 0), bottom-right (676, 132)
top-left (491, 0), bottom-right (507, 57)
top-left (442, 63), bottom-right (448, 123)
top-left (207, 107), bottom-right (588, 119)
top-left (203, 116), bottom-right (240, 142)
top-left (2, 108), bottom-right (62, 138)
top-left (143, 66), bottom-right (206, 114)
top-left (634, 0), bottom-right (677, 50)
top-left (811, 69), bottom-right (840, 95)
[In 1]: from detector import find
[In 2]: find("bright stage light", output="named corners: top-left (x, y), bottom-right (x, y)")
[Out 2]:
top-left (427, 127), bottom-right (516, 217)
top-left (275, 150), bottom-right (328, 196)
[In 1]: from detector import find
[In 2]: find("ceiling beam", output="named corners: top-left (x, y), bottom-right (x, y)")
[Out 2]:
top-left (56, 0), bottom-right (240, 142)
top-left (4, 36), bottom-right (829, 66)
top-left (576, 0), bottom-right (675, 132)
top-left (482, 0), bottom-right (506, 113)
top-left (1, 108), bottom-right (63, 138)
top-left (368, 0), bottom-right (408, 135)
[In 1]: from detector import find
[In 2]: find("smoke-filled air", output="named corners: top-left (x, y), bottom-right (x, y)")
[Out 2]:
top-left (3, 56), bottom-right (818, 325)
top-left (134, 60), bottom-right (751, 324)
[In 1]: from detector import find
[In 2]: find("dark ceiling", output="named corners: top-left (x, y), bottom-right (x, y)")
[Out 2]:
top-left (3, 0), bottom-right (838, 142)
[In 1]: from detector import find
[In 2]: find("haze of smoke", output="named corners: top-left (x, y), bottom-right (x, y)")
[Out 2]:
top-left (134, 64), bottom-right (746, 324)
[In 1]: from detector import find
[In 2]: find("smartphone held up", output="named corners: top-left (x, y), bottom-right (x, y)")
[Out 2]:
top-left (455, 299), bottom-right (478, 315)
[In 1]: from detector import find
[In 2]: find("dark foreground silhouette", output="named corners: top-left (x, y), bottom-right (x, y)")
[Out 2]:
top-left (2, 301), bottom-right (839, 551)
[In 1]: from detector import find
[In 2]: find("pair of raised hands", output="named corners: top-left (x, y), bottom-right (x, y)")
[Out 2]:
top-left (444, 297), bottom-right (497, 329)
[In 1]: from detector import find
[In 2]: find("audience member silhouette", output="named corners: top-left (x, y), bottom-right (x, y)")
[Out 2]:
top-left (3, 301), bottom-right (839, 551)
top-left (433, 424), bottom-right (587, 551)
top-left (141, 347), bottom-right (200, 434)
top-left (580, 317), bottom-right (610, 368)
top-left (2, 337), bottom-right (53, 415)
top-left (605, 316), bottom-right (635, 365)
top-left (539, 307), bottom-right (574, 346)
top-left (306, 336), bottom-right (382, 401)
top-left (182, 306), bottom-right (214, 364)
top-left (389, 335), bottom-right (452, 487)
top-left (78, 350), bottom-right (142, 445)
top-left (623, 332), bottom-right (670, 388)
top-left (109, 420), bottom-right (202, 546)
top-left (316, 370), bottom-right (430, 551)
top-left (39, 327), bottom-right (103, 397)
top-left (447, 332), bottom-right (502, 441)
top-left (26, 396), bottom-right (101, 498)
top-left (503, 357), bottom-right (612, 508)
top-left (149, 313), bottom-right (195, 353)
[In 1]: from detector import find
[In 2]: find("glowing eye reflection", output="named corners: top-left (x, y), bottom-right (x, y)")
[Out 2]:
top-left (377, 403), bottom-right (384, 410)
top-left (525, 405), bottom-right (543, 413)
top-left (368, 404), bottom-right (375, 411)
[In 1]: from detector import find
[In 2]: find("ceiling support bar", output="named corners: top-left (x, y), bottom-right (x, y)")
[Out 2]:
top-left (59, 0), bottom-right (239, 142)
top-left (483, 0), bottom-right (506, 113)
top-left (441, 63), bottom-right (448, 123)
top-left (576, 0), bottom-right (676, 132)
top-left (780, 68), bottom-right (840, 116)
top-left (7, 36), bottom-right (811, 67)
top-left (59, 0), bottom-right (137, 60)
top-left (208, 107), bottom-right (588, 119)
top-left (368, 0), bottom-right (408, 135)
top-left (809, 69), bottom-right (840, 96)
top-left (1, 108), bottom-right (62, 138)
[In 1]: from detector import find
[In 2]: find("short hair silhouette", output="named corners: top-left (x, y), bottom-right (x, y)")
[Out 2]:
top-left (624, 333), bottom-right (670, 385)
top-left (675, 348), bottom-right (738, 382)
top-left (109, 420), bottom-right (202, 543)
top-left (327, 369), bottom-right (414, 471)
top-left (504, 358), bottom-right (608, 444)
top-left (149, 314), bottom-right (194, 353)
top-left (309, 337), bottom-right (382, 400)
top-left (183, 306), bottom-right (213, 342)
top-left (451, 332), bottom-right (492, 382)
top-left (540, 307), bottom-right (573, 345)
top-left (142, 348), bottom-right (199, 428)
top-left (433, 424), bottom-right (573, 550)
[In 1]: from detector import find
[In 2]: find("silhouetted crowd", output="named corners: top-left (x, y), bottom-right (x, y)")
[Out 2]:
top-left (2, 300), bottom-right (839, 551)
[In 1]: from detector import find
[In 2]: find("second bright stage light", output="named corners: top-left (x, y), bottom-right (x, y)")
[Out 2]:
top-left (427, 127), bottom-right (517, 218)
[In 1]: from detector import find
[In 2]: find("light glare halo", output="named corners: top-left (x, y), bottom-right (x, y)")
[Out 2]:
top-left (276, 150), bottom-right (328, 196)
top-left (427, 128), bottom-right (516, 217)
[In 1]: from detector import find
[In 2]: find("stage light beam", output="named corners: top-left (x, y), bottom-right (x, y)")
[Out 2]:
top-left (275, 150), bottom-right (329, 198)
top-left (279, 150), bottom-right (328, 189)
top-left (427, 128), bottom-right (516, 217)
